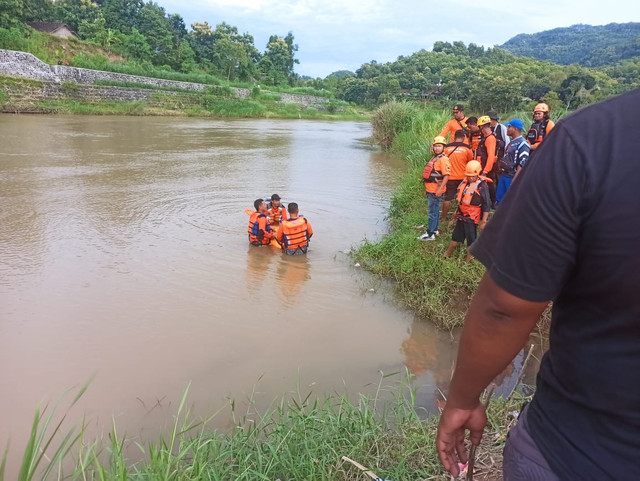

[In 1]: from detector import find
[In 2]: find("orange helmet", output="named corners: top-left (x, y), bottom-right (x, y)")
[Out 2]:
top-left (534, 102), bottom-right (550, 113)
top-left (465, 160), bottom-right (482, 176)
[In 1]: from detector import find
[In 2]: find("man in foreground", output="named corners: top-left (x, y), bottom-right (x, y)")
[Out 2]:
top-left (436, 89), bottom-right (640, 479)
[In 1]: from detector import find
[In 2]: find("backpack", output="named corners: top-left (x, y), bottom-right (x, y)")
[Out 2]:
top-left (493, 125), bottom-right (507, 160)
top-left (499, 139), bottom-right (527, 175)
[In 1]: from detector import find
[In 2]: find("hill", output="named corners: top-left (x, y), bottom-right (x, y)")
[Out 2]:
top-left (500, 23), bottom-right (640, 67)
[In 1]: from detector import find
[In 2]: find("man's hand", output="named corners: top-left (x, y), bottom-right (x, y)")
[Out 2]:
top-left (479, 220), bottom-right (487, 232)
top-left (436, 403), bottom-right (488, 477)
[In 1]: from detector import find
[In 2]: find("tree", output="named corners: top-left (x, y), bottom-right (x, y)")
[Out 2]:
top-left (213, 37), bottom-right (248, 80)
top-left (559, 73), bottom-right (596, 109)
top-left (121, 27), bottom-right (151, 60)
top-left (54, 0), bottom-right (100, 32)
top-left (23, 0), bottom-right (56, 22)
top-left (0, 0), bottom-right (23, 29)
top-left (101, 0), bottom-right (143, 34)
top-left (260, 32), bottom-right (298, 85)
top-left (136, 1), bottom-right (173, 66)
top-left (78, 14), bottom-right (106, 40)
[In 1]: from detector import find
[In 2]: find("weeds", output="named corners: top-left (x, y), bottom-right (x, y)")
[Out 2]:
top-left (1, 375), bottom-right (528, 480)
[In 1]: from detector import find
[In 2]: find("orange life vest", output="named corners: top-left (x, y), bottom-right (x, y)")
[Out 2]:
top-left (526, 119), bottom-right (550, 147)
top-left (248, 211), bottom-right (271, 245)
top-left (456, 179), bottom-right (484, 223)
top-left (280, 217), bottom-right (310, 252)
top-left (268, 205), bottom-right (286, 224)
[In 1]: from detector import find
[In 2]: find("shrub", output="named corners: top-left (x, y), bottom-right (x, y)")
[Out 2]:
top-left (371, 101), bottom-right (419, 149)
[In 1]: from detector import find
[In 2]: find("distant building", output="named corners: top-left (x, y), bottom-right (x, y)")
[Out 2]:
top-left (26, 22), bottom-right (77, 39)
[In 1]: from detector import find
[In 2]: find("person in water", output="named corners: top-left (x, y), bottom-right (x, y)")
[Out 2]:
top-left (248, 198), bottom-right (272, 246)
top-left (276, 202), bottom-right (313, 255)
top-left (267, 193), bottom-right (287, 224)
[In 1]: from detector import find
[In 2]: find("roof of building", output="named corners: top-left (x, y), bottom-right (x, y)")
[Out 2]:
top-left (26, 22), bottom-right (75, 34)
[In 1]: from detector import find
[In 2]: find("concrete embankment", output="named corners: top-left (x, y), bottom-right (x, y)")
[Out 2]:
top-left (0, 49), bottom-right (330, 113)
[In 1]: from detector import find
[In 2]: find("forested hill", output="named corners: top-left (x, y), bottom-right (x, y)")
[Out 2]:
top-left (500, 23), bottom-right (640, 67)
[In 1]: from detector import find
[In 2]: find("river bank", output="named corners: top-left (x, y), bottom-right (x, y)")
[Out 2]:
top-left (9, 376), bottom-right (525, 481)
top-left (0, 75), bottom-right (367, 119)
top-left (354, 104), bottom-right (482, 330)
top-left (0, 49), bottom-right (367, 120)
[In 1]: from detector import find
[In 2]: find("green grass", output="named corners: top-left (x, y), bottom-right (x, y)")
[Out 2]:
top-left (1, 375), bottom-right (528, 480)
top-left (92, 79), bottom-right (199, 93)
top-left (32, 92), bottom-right (369, 120)
top-left (357, 105), bottom-right (483, 329)
top-left (354, 169), bottom-right (485, 330)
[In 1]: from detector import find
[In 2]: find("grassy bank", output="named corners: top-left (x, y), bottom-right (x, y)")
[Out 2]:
top-left (34, 97), bottom-right (368, 120)
top-left (355, 102), bottom-right (558, 330)
top-left (3, 377), bottom-right (528, 481)
top-left (0, 76), bottom-right (368, 120)
top-left (355, 104), bottom-right (483, 330)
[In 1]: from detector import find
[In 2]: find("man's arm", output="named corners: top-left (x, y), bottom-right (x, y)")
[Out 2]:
top-left (436, 273), bottom-right (548, 476)
top-left (436, 175), bottom-right (449, 197)
top-left (259, 216), bottom-right (272, 240)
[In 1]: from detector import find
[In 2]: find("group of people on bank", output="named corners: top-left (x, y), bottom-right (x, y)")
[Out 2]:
top-left (419, 102), bottom-right (554, 260)
top-left (247, 194), bottom-right (314, 255)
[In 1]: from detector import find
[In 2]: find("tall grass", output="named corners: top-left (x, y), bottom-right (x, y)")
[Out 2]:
top-left (1, 375), bottom-right (527, 480)
top-left (370, 101), bottom-right (419, 148)
top-left (361, 104), bottom-right (481, 329)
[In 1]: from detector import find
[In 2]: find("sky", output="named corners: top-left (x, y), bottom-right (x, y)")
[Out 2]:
top-left (156, 0), bottom-right (640, 78)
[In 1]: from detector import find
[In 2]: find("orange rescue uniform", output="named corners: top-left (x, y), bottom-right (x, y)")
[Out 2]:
top-left (276, 216), bottom-right (313, 254)
top-left (423, 154), bottom-right (451, 194)
top-left (439, 117), bottom-right (468, 143)
top-left (248, 211), bottom-right (272, 245)
top-left (476, 134), bottom-right (497, 173)
top-left (527, 119), bottom-right (555, 150)
top-left (268, 205), bottom-right (287, 224)
top-left (444, 142), bottom-right (473, 181)
top-left (456, 178), bottom-right (487, 224)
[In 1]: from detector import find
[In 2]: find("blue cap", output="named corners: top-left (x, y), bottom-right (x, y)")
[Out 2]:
top-left (505, 118), bottom-right (524, 130)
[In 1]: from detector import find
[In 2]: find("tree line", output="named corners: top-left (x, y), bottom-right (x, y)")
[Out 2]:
top-left (1, 1), bottom-right (638, 110)
top-left (500, 23), bottom-right (640, 68)
top-left (0, 0), bottom-right (299, 86)
top-left (306, 41), bottom-right (640, 112)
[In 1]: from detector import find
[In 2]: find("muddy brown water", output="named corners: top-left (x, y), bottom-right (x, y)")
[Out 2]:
top-left (0, 115), bottom-right (540, 473)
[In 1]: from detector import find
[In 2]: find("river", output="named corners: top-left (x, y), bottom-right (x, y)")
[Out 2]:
top-left (0, 115), bottom-right (538, 474)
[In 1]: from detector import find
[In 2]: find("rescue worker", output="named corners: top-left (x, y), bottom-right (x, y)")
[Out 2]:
top-left (526, 102), bottom-right (555, 150)
top-left (276, 202), bottom-right (313, 255)
top-left (248, 198), bottom-right (273, 246)
top-left (443, 161), bottom-right (491, 262)
top-left (441, 130), bottom-right (473, 225)
top-left (419, 136), bottom-right (451, 241)
top-left (465, 117), bottom-right (481, 157)
top-left (439, 104), bottom-right (468, 143)
top-left (476, 116), bottom-right (499, 208)
top-left (488, 111), bottom-right (508, 164)
top-left (267, 193), bottom-right (287, 224)
top-left (496, 119), bottom-right (530, 204)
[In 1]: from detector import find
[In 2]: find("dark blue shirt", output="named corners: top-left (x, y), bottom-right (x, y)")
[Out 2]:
top-left (500, 135), bottom-right (530, 177)
top-left (471, 88), bottom-right (640, 480)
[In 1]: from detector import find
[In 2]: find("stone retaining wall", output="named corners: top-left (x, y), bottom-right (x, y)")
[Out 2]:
top-left (0, 49), bottom-right (328, 107)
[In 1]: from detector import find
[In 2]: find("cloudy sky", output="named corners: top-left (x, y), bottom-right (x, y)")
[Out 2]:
top-left (155, 0), bottom-right (640, 78)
